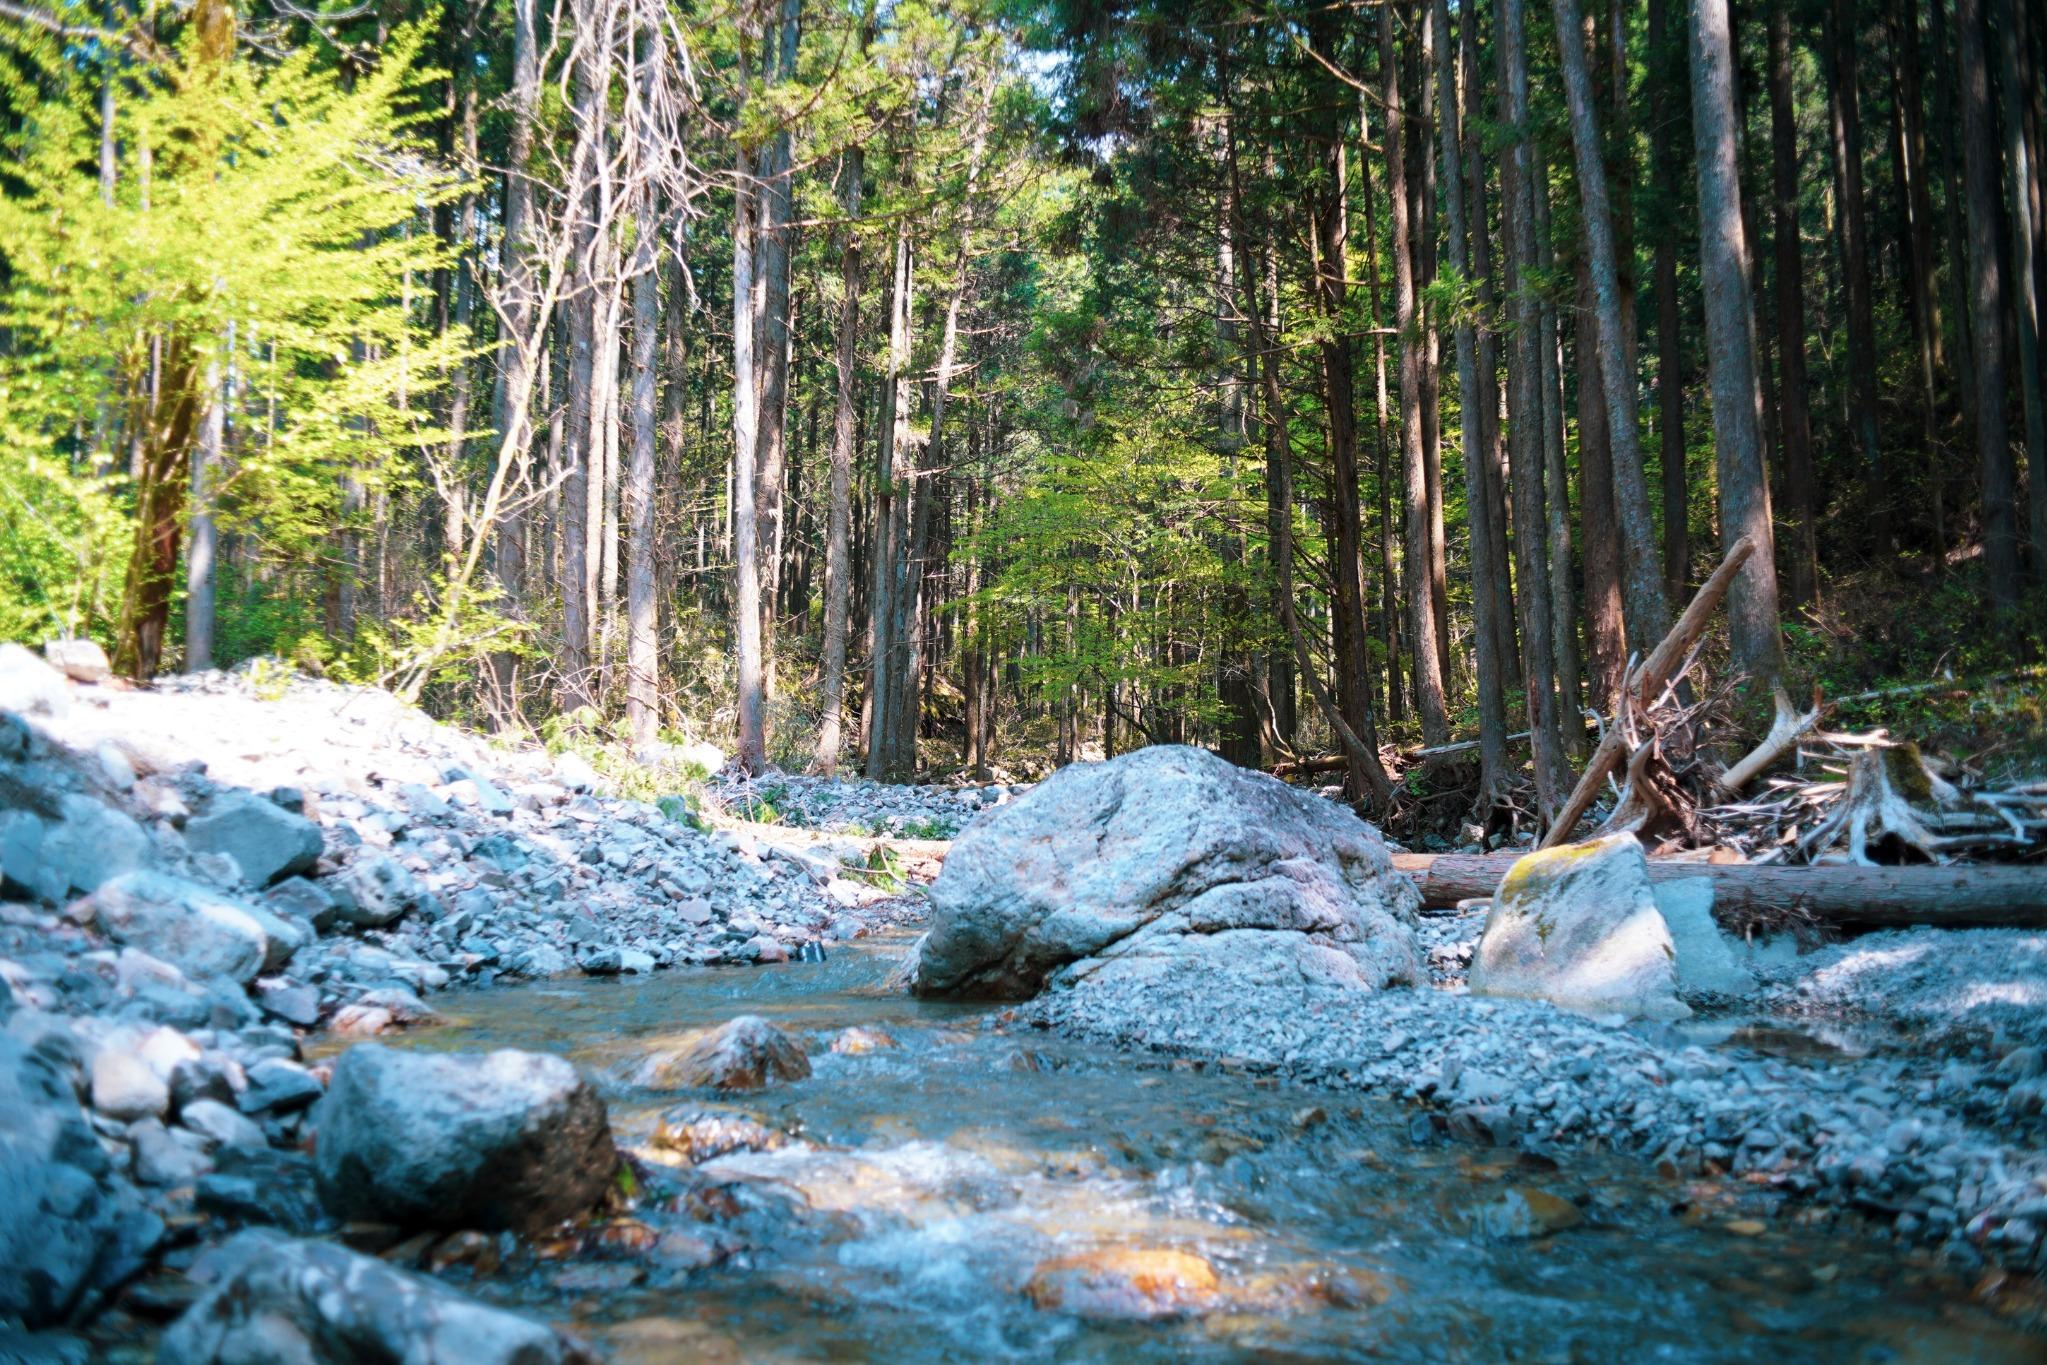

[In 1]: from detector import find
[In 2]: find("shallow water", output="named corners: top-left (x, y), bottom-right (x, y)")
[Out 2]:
top-left (353, 938), bottom-right (2045, 1364)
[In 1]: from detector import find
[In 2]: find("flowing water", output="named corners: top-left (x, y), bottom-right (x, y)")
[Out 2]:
top-left (345, 937), bottom-right (2045, 1363)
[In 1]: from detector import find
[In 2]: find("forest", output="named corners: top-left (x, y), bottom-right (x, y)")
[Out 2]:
top-left (3, 0), bottom-right (2045, 816)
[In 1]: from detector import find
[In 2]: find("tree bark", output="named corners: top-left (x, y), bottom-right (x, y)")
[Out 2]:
top-left (1956, 0), bottom-right (2022, 610)
top-left (1647, 0), bottom-right (1690, 599)
top-left (753, 0), bottom-right (801, 653)
top-left (1767, 0), bottom-right (1819, 607)
top-left (1690, 0), bottom-right (1785, 685)
top-left (730, 17), bottom-right (767, 772)
top-left (185, 338), bottom-right (222, 672)
top-left (1822, 0), bottom-right (1888, 550)
top-left (1990, 0), bottom-right (2047, 578)
top-left (1384, 3), bottom-right (1450, 746)
top-left (625, 183), bottom-right (661, 751)
top-left (1552, 0), bottom-right (1673, 642)
top-left (814, 143), bottom-right (865, 776)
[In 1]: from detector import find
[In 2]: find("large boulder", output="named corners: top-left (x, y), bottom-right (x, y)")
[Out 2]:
top-left (0, 644), bottom-right (69, 719)
top-left (905, 745), bottom-right (1421, 1001)
top-left (0, 790), bottom-right (149, 904)
top-left (85, 872), bottom-right (271, 985)
top-left (630, 1015), bottom-right (811, 1091)
top-left (160, 1230), bottom-right (593, 1365)
top-left (324, 849), bottom-right (429, 928)
top-left (312, 1045), bottom-right (616, 1235)
top-left (41, 639), bottom-right (110, 685)
top-left (0, 1034), bottom-right (160, 1327)
top-left (185, 790), bottom-right (322, 888)
top-left (1467, 834), bottom-right (1690, 1020)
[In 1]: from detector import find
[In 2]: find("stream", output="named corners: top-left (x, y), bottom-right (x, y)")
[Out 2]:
top-left (324, 936), bottom-right (2046, 1363)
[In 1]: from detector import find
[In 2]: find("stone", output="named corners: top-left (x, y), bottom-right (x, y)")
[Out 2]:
top-left (32, 794), bottom-right (150, 899)
top-left (325, 849), bottom-right (428, 928)
top-left (255, 977), bottom-right (321, 1027)
top-left (132, 1120), bottom-right (212, 1187)
top-left (159, 1230), bottom-right (594, 1365)
top-left (86, 872), bottom-right (271, 985)
top-left (1467, 835), bottom-right (1690, 1021)
top-left (329, 1004), bottom-right (394, 1036)
top-left (631, 1015), bottom-right (811, 1091)
top-left (1024, 1248), bottom-right (1220, 1320)
top-left (41, 639), bottom-right (110, 685)
top-left (0, 643), bottom-right (70, 718)
top-left (179, 1099), bottom-right (266, 1151)
top-left (312, 1044), bottom-right (617, 1235)
top-left (91, 1046), bottom-right (169, 1121)
top-left (906, 745), bottom-right (1420, 1001)
top-left (264, 876), bottom-right (341, 931)
top-left (1474, 1187), bottom-right (1586, 1239)
top-left (0, 1034), bottom-right (160, 1327)
top-left (184, 791), bottom-right (322, 888)
top-left (194, 1148), bottom-right (322, 1232)
top-left (238, 1058), bottom-right (324, 1114)
top-left (552, 750), bottom-right (603, 794)
top-left (829, 1026), bottom-right (898, 1055)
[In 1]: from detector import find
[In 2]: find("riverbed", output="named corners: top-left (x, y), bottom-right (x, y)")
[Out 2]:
top-left (329, 936), bottom-right (2047, 1363)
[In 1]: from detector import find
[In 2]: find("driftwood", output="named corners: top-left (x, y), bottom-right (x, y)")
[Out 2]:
top-left (1715, 684), bottom-right (1825, 796)
top-left (1390, 851), bottom-right (2047, 928)
top-left (1541, 535), bottom-right (1758, 849)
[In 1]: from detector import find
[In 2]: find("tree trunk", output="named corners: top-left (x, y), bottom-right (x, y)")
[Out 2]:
top-left (1433, 0), bottom-right (1510, 802)
top-left (730, 33), bottom-right (767, 772)
top-left (1646, 0), bottom-right (1690, 598)
top-left (1575, 259), bottom-right (1630, 711)
top-left (753, 0), bottom-right (801, 657)
top-left (1990, 0), bottom-right (2047, 577)
top-left (1822, 0), bottom-right (1888, 550)
top-left (1552, 0), bottom-right (1673, 642)
top-left (814, 144), bottom-right (864, 776)
top-left (1500, 0), bottom-right (1572, 816)
top-left (1768, 0), bottom-right (1819, 607)
top-left (625, 184), bottom-right (661, 752)
top-left (866, 228), bottom-right (914, 779)
top-left (1690, 0), bottom-right (1786, 685)
top-left (1384, 4), bottom-right (1450, 746)
top-left (1534, 159), bottom-right (1587, 738)
top-left (185, 338), bottom-right (222, 672)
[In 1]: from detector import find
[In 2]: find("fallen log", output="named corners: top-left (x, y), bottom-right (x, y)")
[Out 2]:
top-left (1390, 851), bottom-right (2047, 928)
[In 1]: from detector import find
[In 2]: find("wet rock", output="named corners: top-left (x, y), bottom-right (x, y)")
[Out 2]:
top-left (907, 744), bottom-right (1420, 1001)
top-left (330, 1003), bottom-right (395, 1036)
top-left (631, 1015), bottom-right (811, 1091)
top-left (1024, 1247), bottom-right (1220, 1320)
top-left (650, 1110), bottom-right (791, 1163)
top-left (1468, 835), bottom-right (1689, 1021)
top-left (0, 1034), bottom-right (160, 1327)
top-left (159, 1230), bottom-right (593, 1365)
top-left (237, 1057), bottom-right (324, 1114)
top-left (1474, 1187), bottom-right (1585, 1239)
top-left (312, 1044), bottom-right (617, 1235)
top-left (194, 1147), bottom-right (322, 1232)
top-left (829, 1026), bottom-right (898, 1055)
top-left (255, 977), bottom-right (321, 1027)
top-left (184, 791), bottom-right (323, 888)
top-left (86, 872), bottom-right (271, 985)
top-left (179, 1098), bottom-right (266, 1151)
top-left (42, 639), bottom-right (110, 685)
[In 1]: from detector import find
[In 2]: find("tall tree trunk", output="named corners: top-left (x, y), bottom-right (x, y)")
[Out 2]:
top-left (1552, 0), bottom-right (1673, 641)
top-left (1648, 0), bottom-right (1690, 597)
top-left (1500, 0), bottom-right (1572, 815)
top-left (1433, 0), bottom-right (1510, 801)
top-left (492, 0), bottom-right (541, 604)
top-left (1822, 0), bottom-right (1888, 551)
top-left (753, 0), bottom-right (801, 660)
top-left (1690, 0), bottom-right (1786, 684)
top-left (814, 143), bottom-right (865, 776)
top-left (185, 338), bottom-right (222, 672)
top-left (1890, 0), bottom-right (1942, 481)
top-left (1575, 256), bottom-right (1630, 711)
top-left (625, 184), bottom-right (661, 751)
top-left (1768, 0), bottom-right (1820, 606)
top-left (1990, 0), bottom-right (2047, 575)
top-left (1955, 0), bottom-right (2021, 609)
top-left (730, 21), bottom-right (767, 772)
top-left (1384, 3), bottom-right (1450, 746)
top-left (1534, 157), bottom-right (1587, 739)
top-left (866, 228), bottom-right (914, 779)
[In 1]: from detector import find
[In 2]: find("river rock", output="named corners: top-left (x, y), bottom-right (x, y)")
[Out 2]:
top-left (1025, 1247), bottom-right (1220, 1320)
top-left (631, 1015), bottom-right (811, 1091)
top-left (0, 1034), bottom-right (159, 1327)
top-left (906, 745), bottom-right (1421, 1000)
top-left (325, 848), bottom-right (429, 928)
top-left (86, 872), bottom-right (271, 984)
top-left (42, 639), bottom-right (110, 685)
top-left (184, 791), bottom-right (322, 888)
top-left (0, 644), bottom-right (70, 718)
top-left (159, 1230), bottom-right (594, 1365)
top-left (90, 1046), bottom-right (169, 1121)
top-left (312, 1044), bottom-right (617, 1235)
top-left (1467, 835), bottom-right (1689, 1021)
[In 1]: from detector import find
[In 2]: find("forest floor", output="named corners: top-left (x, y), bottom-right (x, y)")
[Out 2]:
top-left (2, 654), bottom-right (2045, 1358)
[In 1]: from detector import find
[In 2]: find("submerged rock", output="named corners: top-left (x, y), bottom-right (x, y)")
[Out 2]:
top-left (906, 745), bottom-right (1421, 1002)
top-left (1467, 835), bottom-right (1689, 1021)
top-left (632, 1015), bottom-right (811, 1091)
top-left (1025, 1247), bottom-right (1220, 1320)
top-left (312, 1044), bottom-right (616, 1235)
top-left (159, 1230), bottom-right (593, 1364)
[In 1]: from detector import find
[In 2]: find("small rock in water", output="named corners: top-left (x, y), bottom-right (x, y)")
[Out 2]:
top-left (1025, 1247), bottom-right (1221, 1320)
top-left (829, 1026), bottom-right (897, 1056)
top-left (1474, 1187), bottom-right (1585, 1239)
top-left (632, 1015), bottom-right (810, 1092)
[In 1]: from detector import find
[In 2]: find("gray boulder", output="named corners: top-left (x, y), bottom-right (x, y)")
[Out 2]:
top-left (159, 1230), bottom-right (593, 1365)
top-left (312, 1044), bottom-right (616, 1235)
top-left (1467, 834), bottom-right (1690, 1020)
top-left (41, 639), bottom-right (110, 685)
top-left (185, 791), bottom-right (322, 887)
top-left (86, 872), bottom-right (271, 984)
top-left (631, 1015), bottom-right (811, 1091)
top-left (0, 1035), bottom-right (160, 1327)
top-left (325, 849), bottom-right (428, 928)
top-left (906, 745), bottom-right (1421, 1001)
top-left (0, 793), bottom-right (149, 904)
